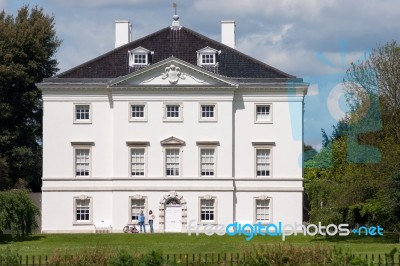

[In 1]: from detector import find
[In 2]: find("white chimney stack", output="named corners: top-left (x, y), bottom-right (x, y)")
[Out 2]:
top-left (115, 20), bottom-right (132, 48)
top-left (221, 20), bottom-right (235, 49)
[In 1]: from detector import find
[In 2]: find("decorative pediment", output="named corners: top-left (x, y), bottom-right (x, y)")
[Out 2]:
top-left (108, 57), bottom-right (237, 87)
top-left (197, 46), bottom-right (219, 54)
top-left (160, 136), bottom-right (185, 146)
top-left (128, 46), bottom-right (151, 54)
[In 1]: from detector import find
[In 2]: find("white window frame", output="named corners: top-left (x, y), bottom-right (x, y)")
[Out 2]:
top-left (130, 148), bottom-right (146, 177)
top-left (126, 141), bottom-right (149, 177)
top-left (196, 141), bottom-right (219, 177)
top-left (128, 47), bottom-right (151, 67)
top-left (164, 147), bottom-right (182, 177)
top-left (199, 148), bottom-right (216, 177)
top-left (201, 53), bottom-right (216, 65)
top-left (254, 103), bottom-right (272, 124)
top-left (72, 143), bottom-right (94, 178)
top-left (253, 195), bottom-right (272, 224)
top-left (73, 103), bottom-right (92, 124)
top-left (128, 195), bottom-right (148, 224)
top-left (73, 195), bottom-right (93, 225)
top-left (253, 144), bottom-right (273, 178)
top-left (129, 102), bottom-right (147, 122)
top-left (163, 103), bottom-right (183, 122)
top-left (133, 54), bottom-right (148, 65)
top-left (199, 103), bottom-right (217, 122)
top-left (197, 47), bottom-right (219, 67)
top-left (198, 195), bottom-right (217, 224)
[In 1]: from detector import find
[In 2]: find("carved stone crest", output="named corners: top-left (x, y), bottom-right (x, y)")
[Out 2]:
top-left (162, 64), bottom-right (186, 84)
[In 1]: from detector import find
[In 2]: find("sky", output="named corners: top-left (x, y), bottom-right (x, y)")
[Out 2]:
top-left (2, 0), bottom-right (399, 150)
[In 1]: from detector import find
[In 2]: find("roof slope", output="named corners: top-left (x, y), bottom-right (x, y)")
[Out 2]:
top-left (57, 27), bottom-right (295, 79)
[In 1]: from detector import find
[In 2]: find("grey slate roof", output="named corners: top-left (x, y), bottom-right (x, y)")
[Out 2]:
top-left (54, 26), bottom-right (298, 82)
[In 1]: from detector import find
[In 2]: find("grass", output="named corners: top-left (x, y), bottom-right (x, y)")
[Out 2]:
top-left (0, 233), bottom-right (399, 257)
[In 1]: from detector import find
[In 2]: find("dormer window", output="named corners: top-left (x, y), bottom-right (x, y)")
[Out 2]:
top-left (197, 47), bottom-right (219, 67)
top-left (201, 54), bottom-right (215, 65)
top-left (128, 46), bottom-right (152, 67)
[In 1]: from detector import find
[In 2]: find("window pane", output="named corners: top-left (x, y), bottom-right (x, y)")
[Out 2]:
top-left (131, 105), bottom-right (145, 118)
top-left (201, 149), bottom-right (215, 176)
top-left (76, 149), bottom-right (90, 176)
top-left (201, 105), bottom-right (215, 118)
top-left (131, 148), bottom-right (145, 176)
top-left (75, 105), bottom-right (90, 120)
top-left (131, 199), bottom-right (145, 221)
top-left (200, 199), bottom-right (215, 221)
top-left (134, 54), bottom-right (147, 64)
top-left (256, 149), bottom-right (270, 177)
top-left (256, 105), bottom-right (270, 121)
top-left (166, 105), bottom-right (180, 118)
top-left (76, 199), bottom-right (90, 221)
top-left (166, 149), bottom-right (180, 176)
top-left (201, 54), bottom-right (215, 64)
top-left (256, 199), bottom-right (270, 221)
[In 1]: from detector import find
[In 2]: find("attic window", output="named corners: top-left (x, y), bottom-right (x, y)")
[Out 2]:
top-left (128, 46), bottom-right (152, 67)
top-left (197, 47), bottom-right (219, 67)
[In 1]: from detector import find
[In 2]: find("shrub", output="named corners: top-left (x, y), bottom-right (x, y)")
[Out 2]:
top-left (108, 249), bottom-right (136, 266)
top-left (0, 247), bottom-right (20, 266)
top-left (240, 244), bottom-right (371, 266)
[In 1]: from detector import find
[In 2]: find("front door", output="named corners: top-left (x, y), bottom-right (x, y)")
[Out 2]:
top-left (164, 205), bottom-right (182, 232)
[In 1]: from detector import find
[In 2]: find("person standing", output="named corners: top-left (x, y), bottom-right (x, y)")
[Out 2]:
top-left (148, 210), bottom-right (155, 233)
top-left (139, 210), bottom-right (146, 233)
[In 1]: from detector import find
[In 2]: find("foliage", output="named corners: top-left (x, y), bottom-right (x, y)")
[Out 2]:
top-left (305, 40), bottom-right (400, 239)
top-left (108, 249), bottom-right (137, 266)
top-left (0, 5), bottom-right (61, 191)
top-left (240, 244), bottom-right (370, 266)
top-left (0, 189), bottom-right (40, 236)
top-left (0, 247), bottom-right (20, 266)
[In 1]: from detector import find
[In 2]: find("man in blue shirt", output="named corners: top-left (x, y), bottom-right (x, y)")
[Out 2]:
top-left (139, 210), bottom-right (146, 233)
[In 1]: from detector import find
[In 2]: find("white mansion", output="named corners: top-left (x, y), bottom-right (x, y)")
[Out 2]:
top-left (38, 15), bottom-right (308, 233)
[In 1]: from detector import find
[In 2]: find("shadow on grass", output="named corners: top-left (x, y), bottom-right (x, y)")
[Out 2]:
top-left (0, 234), bottom-right (46, 244)
top-left (310, 232), bottom-right (399, 243)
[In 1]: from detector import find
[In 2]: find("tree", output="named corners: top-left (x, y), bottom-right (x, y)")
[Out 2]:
top-left (0, 189), bottom-right (40, 236)
top-left (0, 6), bottom-right (61, 191)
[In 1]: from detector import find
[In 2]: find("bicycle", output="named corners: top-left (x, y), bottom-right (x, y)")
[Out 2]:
top-left (123, 224), bottom-right (139, 233)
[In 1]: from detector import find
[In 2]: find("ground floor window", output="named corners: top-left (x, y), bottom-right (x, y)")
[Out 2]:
top-left (73, 196), bottom-right (92, 224)
top-left (255, 198), bottom-right (271, 222)
top-left (200, 198), bottom-right (215, 222)
top-left (131, 198), bottom-right (146, 222)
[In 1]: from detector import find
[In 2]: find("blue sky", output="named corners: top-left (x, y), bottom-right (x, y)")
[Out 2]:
top-left (2, 0), bottom-right (399, 150)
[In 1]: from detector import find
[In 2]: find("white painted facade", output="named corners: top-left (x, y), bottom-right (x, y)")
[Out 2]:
top-left (40, 41), bottom-right (307, 233)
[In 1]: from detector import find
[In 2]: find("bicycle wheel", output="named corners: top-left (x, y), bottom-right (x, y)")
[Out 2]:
top-left (123, 226), bottom-right (129, 233)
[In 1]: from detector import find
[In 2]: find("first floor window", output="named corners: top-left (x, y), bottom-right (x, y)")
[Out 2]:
top-left (166, 149), bottom-right (180, 176)
top-left (76, 198), bottom-right (90, 222)
top-left (256, 149), bottom-right (270, 177)
top-left (75, 104), bottom-right (91, 122)
top-left (131, 148), bottom-right (145, 176)
top-left (131, 198), bottom-right (145, 222)
top-left (75, 148), bottom-right (90, 176)
top-left (255, 104), bottom-right (271, 123)
top-left (200, 199), bottom-right (215, 222)
top-left (200, 149), bottom-right (215, 176)
top-left (256, 199), bottom-right (270, 222)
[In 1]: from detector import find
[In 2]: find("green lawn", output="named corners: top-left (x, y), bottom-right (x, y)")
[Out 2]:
top-left (0, 233), bottom-right (399, 257)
